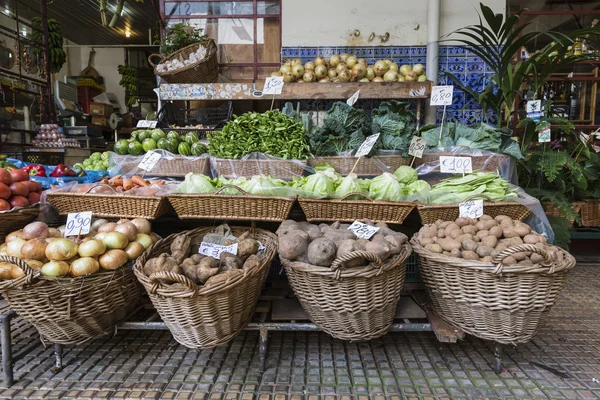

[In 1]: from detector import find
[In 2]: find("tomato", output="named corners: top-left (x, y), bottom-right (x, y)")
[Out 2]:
top-left (9, 169), bottom-right (29, 183)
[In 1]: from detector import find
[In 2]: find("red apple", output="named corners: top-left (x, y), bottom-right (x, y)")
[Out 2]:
top-left (0, 169), bottom-right (11, 186)
top-left (9, 169), bottom-right (28, 183)
top-left (27, 192), bottom-right (40, 205)
top-left (8, 195), bottom-right (29, 209)
top-left (0, 199), bottom-right (9, 211)
top-left (9, 182), bottom-right (29, 197)
top-left (0, 182), bottom-right (10, 200)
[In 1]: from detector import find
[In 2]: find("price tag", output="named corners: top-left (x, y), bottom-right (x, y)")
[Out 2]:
top-left (65, 211), bottom-right (92, 237)
top-left (430, 85), bottom-right (454, 106)
top-left (347, 90), bottom-right (360, 106)
top-left (439, 156), bottom-right (473, 173)
top-left (408, 136), bottom-right (427, 158)
top-left (355, 133), bottom-right (380, 157)
top-left (136, 120), bottom-right (158, 128)
top-left (138, 151), bottom-right (161, 172)
top-left (347, 221), bottom-right (380, 240)
top-left (459, 200), bottom-right (484, 219)
top-left (198, 242), bottom-right (238, 259)
top-left (263, 76), bottom-right (284, 95)
top-left (526, 100), bottom-right (542, 121)
top-left (538, 127), bottom-right (551, 143)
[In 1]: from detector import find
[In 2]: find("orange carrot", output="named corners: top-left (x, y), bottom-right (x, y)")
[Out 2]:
top-left (122, 178), bottom-right (134, 191)
top-left (131, 175), bottom-right (148, 187)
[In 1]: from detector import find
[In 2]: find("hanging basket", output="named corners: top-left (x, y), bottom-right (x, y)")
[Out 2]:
top-left (149, 40), bottom-right (218, 84)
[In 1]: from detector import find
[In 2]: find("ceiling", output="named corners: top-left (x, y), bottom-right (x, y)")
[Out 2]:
top-left (14, 0), bottom-right (159, 45)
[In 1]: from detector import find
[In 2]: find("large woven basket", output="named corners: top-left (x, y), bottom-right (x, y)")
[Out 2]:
top-left (282, 244), bottom-right (411, 341)
top-left (308, 155), bottom-right (411, 176)
top-left (414, 151), bottom-right (510, 173)
top-left (134, 227), bottom-right (277, 349)
top-left (543, 201), bottom-right (583, 225)
top-left (149, 40), bottom-right (218, 84)
top-left (0, 205), bottom-right (40, 242)
top-left (299, 193), bottom-right (415, 224)
top-left (118, 155), bottom-right (209, 178)
top-left (411, 238), bottom-right (576, 345)
top-left (580, 200), bottom-right (600, 227)
top-left (211, 157), bottom-right (307, 180)
top-left (47, 185), bottom-right (171, 220)
top-left (0, 257), bottom-right (142, 344)
top-left (168, 185), bottom-right (295, 222)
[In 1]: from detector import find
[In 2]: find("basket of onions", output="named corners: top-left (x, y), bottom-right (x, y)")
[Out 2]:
top-left (0, 219), bottom-right (157, 344)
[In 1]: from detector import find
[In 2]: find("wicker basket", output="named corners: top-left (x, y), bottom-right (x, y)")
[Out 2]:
top-left (580, 200), bottom-right (600, 227)
top-left (211, 157), bottom-right (307, 180)
top-left (299, 193), bottom-right (415, 224)
top-left (149, 40), bottom-right (218, 84)
top-left (118, 155), bottom-right (210, 178)
top-left (308, 155), bottom-right (411, 176)
top-left (417, 194), bottom-right (531, 225)
top-left (543, 201), bottom-right (583, 225)
top-left (414, 151), bottom-right (510, 173)
top-left (411, 238), bottom-right (576, 345)
top-left (0, 257), bottom-right (142, 345)
top-left (0, 205), bottom-right (40, 241)
top-left (47, 185), bottom-right (171, 220)
top-left (282, 244), bottom-right (411, 341)
top-left (134, 227), bottom-right (277, 349)
top-left (168, 185), bottom-right (295, 222)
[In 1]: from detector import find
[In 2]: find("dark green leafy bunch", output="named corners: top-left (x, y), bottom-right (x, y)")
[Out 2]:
top-left (160, 23), bottom-right (208, 55)
top-left (372, 100), bottom-right (416, 156)
top-left (309, 102), bottom-right (370, 156)
top-left (208, 111), bottom-right (311, 160)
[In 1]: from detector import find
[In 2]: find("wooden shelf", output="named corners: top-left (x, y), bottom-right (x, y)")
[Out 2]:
top-left (159, 81), bottom-right (433, 101)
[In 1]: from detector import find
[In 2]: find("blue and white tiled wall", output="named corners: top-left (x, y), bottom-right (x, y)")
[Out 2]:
top-left (282, 46), bottom-right (497, 126)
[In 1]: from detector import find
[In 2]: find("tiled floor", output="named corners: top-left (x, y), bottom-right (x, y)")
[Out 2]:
top-left (0, 265), bottom-right (598, 399)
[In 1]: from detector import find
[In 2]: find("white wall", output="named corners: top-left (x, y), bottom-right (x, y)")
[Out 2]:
top-left (282, 0), bottom-right (506, 47)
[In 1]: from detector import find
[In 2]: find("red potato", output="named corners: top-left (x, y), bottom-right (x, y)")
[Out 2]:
top-left (9, 169), bottom-right (28, 183)
top-left (0, 199), bottom-right (9, 211)
top-left (27, 192), bottom-right (41, 205)
top-left (0, 183), bottom-right (10, 200)
top-left (9, 182), bottom-right (29, 197)
top-left (0, 169), bottom-right (10, 186)
top-left (8, 196), bottom-right (29, 209)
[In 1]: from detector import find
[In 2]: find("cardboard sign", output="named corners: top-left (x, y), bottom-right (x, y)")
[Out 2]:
top-left (138, 151), bottom-right (162, 172)
top-left (347, 221), bottom-right (380, 239)
top-left (408, 136), bottom-right (427, 158)
top-left (65, 211), bottom-right (93, 236)
top-left (439, 156), bottom-right (473, 174)
top-left (347, 90), bottom-right (360, 106)
top-left (355, 133), bottom-right (380, 157)
top-left (430, 86), bottom-right (454, 106)
top-left (263, 76), bottom-right (284, 95)
top-left (459, 200), bottom-right (484, 219)
top-left (136, 120), bottom-right (158, 128)
top-left (199, 242), bottom-right (238, 259)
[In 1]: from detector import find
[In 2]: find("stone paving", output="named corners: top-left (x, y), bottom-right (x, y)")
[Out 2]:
top-left (0, 265), bottom-right (598, 399)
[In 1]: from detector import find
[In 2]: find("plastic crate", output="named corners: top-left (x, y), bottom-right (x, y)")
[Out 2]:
top-left (22, 151), bottom-right (64, 166)
top-left (405, 252), bottom-right (421, 283)
top-left (158, 102), bottom-right (232, 134)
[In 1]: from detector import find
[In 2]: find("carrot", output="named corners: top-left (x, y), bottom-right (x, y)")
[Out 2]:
top-left (108, 175), bottom-right (123, 186)
top-left (131, 176), bottom-right (148, 187)
top-left (100, 179), bottom-right (109, 185)
top-left (123, 178), bottom-right (134, 191)
top-left (155, 180), bottom-right (165, 185)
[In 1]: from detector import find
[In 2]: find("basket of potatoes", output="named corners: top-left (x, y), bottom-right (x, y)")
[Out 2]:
top-left (134, 226), bottom-right (277, 349)
top-left (411, 215), bottom-right (576, 345)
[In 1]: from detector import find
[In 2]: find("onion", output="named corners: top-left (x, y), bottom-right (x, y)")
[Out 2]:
top-left (383, 59), bottom-right (392, 67)
top-left (303, 71), bottom-right (316, 83)
top-left (20, 238), bottom-right (48, 260)
top-left (102, 232), bottom-right (129, 250)
top-left (70, 257), bottom-right (100, 277)
top-left (418, 74), bottom-right (428, 82)
top-left (335, 63), bottom-right (347, 75)
top-left (279, 64), bottom-right (291, 74)
top-left (114, 222), bottom-right (138, 242)
top-left (314, 56), bottom-right (326, 66)
top-left (282, 71), bottom-right (295, 83)
top-left (291, 64), bottom-right (304, 79)
top-left (337, 69), bottom-right (351, 82)
top-left (99, 250), bottom-right (128, 270)
top-left (124, 242), bottom-right (144, 260)
top-left (48, 228), bottom-right (63, 238)
top-left (404, 71), bottom-right (417, 81)
top-left (374, 61), bottom-right (388, 77)
top-left (399, 64), bottom-right (412, 76)
top-left (366, 67), bottom-right (375, 81)
top-left (372, 77), bottom-right (384, 82)
top-left (384, 70), bottom-right (399, 82)
top-left (292, 58), bottom-right (302, 65)
top-left (359, 78), bottom-right (370, 83)
top-left (78, 239), bottom-right (106, 258)
top-left (0, 263), bottom-right (12, 280)
top-left (24, 259), bottom-right (43, 269)
top-left (329, 55), bottom-right (341, 68)
top-left (11, 264), bottom-right (24, 279)
top-left (6, 230), bottom-right (24, 243)
top-left (398, 75), bottom-right (406, 82)
top-left (284, 60), bottom-right (292, 67)
top-left (357, 58), bottom-right (367, 66)
top-left (6, 238), bottom-right (26, 257)
top-left (149, 233), bottom-right (160, 244)
top-left (98, 222), bottom-right (118, 233)
top-left (57, 225), bottom-right (66, 235)
top-left (340, 53), bottom-right (349, 62)
top-left (389, 63), bottom-right (399, 72)
top-left (130, 218), bottom-right (152, 235)
top-left (318, 78), bottom-right (330, 83)
top-left (346, 56), bottom-right (358, 69)
top-left (314, 64), bottom-right (327, 79)
top-left (41, 261), bottom-right (69, 277)
top-left (327, 69), bottom-right (337, 79)
top-left (270, 71), bottom-right (282, 77)
top-left (352, 64), bottom-right (366, 80)
top-left (91, 219), bottom-right (109, 232)
top-left (0, 243), bottom-right (6, 255)
top-left (135, 233), bottom-right (154, 249)
top-left (94, 232), bottom-right (107, 241)
top-left (413, 63), bottom-right (425, 75)
top-left (23, 222), bottom-right (49, 240)
top-left (304, 61), bottom-right (315, 71)
top-left (45, 238), bottom-right (79, 261)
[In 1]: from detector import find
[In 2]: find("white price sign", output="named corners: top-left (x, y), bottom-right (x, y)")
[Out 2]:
top-left (136, 120), bottom-right (158, 128)
top-left (526, 100), bottom-right (542, 121)
top-left (138, 151), bottom-right (162, 172)
top-left (65, 211), bottom-right (93, 237)
top-left (347, 221), bottom-right (380, 240)
top-left (263, 76), bottom-right (284, 95)
top-left (459, 200), bottom-right (484, 219)
top-left (430, 86), bottom-right (454, 106)
top-left (538, 127), bottom-right (551, 143)
top-left (440, 156), bottom-right (473, 174)
top-left (408, 136), bottom-right (427, 158)
top-left (347, 90), bottom-right (360, 106)
top-left (199, 242), bottom-right (238, 259)
top-left (355, 133), bottom-right (380, 157)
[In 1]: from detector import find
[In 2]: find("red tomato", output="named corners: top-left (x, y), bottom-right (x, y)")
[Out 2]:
top-left (27, 192), bottom-right (41, 205)
top-left (0, 169), bottom-right (11, 185)
top-left (0, 199), bottom-right (9, 211)
top-left (8, 196), bottom-right (29, 209)
top-left (22, 181), bottom-right (40, 194)
top-left (0, 182), bottom-right (10, 200)
top-left (9, 182), bottom-right (29, 197)
top-left (9, 169), bottom-right (29, 183)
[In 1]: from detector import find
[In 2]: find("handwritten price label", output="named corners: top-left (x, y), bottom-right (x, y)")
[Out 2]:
top-left (408, 136), bottom-right (427, 158)
top-left (136, 120), bottom-right (158, 128)
top-left (65, 211), bottom-right (92, 237)
top-left (538, 127), bottom-right (551, 143)
top-left (198, 242), bottom-right (238, 259)
top-left (459, 200), bottom-right (484, 219)
top-left (430, 85), bottom-right (454, 106)
top-left (347, 90), bottom-right (360, 106)
top-left (439, 156), bottom-right (473, 173)
top-left (138, 151), bottom-right (162, 172)
top-left (347, 221), bottom-right (380, 240)
top-left (263, 76), bottom-right (284, 95)
top-left (355, 133), bottom-right (380, 157)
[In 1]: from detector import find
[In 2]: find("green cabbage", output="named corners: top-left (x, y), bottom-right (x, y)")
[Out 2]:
top-left (406, 180), bottom-right (431, 195)
top-left (178, 173), bottom-right (216, 193)
top-left (333, 173), bottom-right (369, 199)
top-left (300, 170), bottom-right (337, 198)
top-left (368, 173), bottom-right (406, 202)
top-left (238, 175), bottom-right (293, 197)
top-left (393, 166), bottom-right (418, 185)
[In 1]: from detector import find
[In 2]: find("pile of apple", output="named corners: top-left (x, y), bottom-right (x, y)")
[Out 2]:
top-left (0, 168), bottom-right (42, 211)
top-left (0, 218), bottom-right (160, 280)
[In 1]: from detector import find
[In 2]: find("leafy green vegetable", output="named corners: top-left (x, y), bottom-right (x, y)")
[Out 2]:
top-left (297, 168), bottom-right (339, 199)
top-left (393, 166), bottom-right (418, 185)
top-left (428, 171), bottom-right (518, 204)
top-left (179, 173), bottom-right (216, 194)
top-left (333, 173), bottom-right (369, 199)
top-left (309, 102), bottom-right (369, 156)
top-left (368, 173), bottom-right (406, 202)
top-left (371, 100), bottom-right (415, 155)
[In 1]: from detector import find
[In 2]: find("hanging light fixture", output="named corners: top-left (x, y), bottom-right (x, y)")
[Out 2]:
top-left (125, 29), bottom-right (131, 38)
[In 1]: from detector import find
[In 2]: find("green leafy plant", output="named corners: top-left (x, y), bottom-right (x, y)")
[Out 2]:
top-left (160, 23), bottom-right (208, 55)
top-left (118, 65), bottom-right (138, 107)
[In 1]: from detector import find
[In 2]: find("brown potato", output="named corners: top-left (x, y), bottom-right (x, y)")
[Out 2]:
top-left (483, 220), bottom-right (498, 230)
top-left (489, 226), bottom-right (503, 239)
top-left (437, 229), bottom-right (446, 238)
top-left (481, 236), bottom-right (498, 248)
top-left (461, 250), bottom-right (479, 260)
top-left (462, 239), bottom-right (478, 252)
top-left (503, 228), bottom-right (519, 238)
top-left (455, 217), bottom-right (471, 227)
top-left (461, 225), bottom-right (478, 235)
top-left (424, 243), bottom-right (443, 253)
top-left (476, 230), bottom-right (490, 240)
top-left (480, 215), bottom-right (493, 221)
top-left (476, 246), bottom-right (493, 258)
top-left (508, 237), bottom-right (524, 246)
top-left (530, 253), bottom-right (545, 264)
top-left (481, 256), bottom-right (493, 263)
top-left (438, 238), bottom-right (461, 252)
top-left (450, 248), bottom-right (461, 258)
top-left (502, 256), bottom-right (517, 266)
top-left (523, 234), bottom-right (540, 244)
top-left (512, 252), bottom-right (527, 261)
